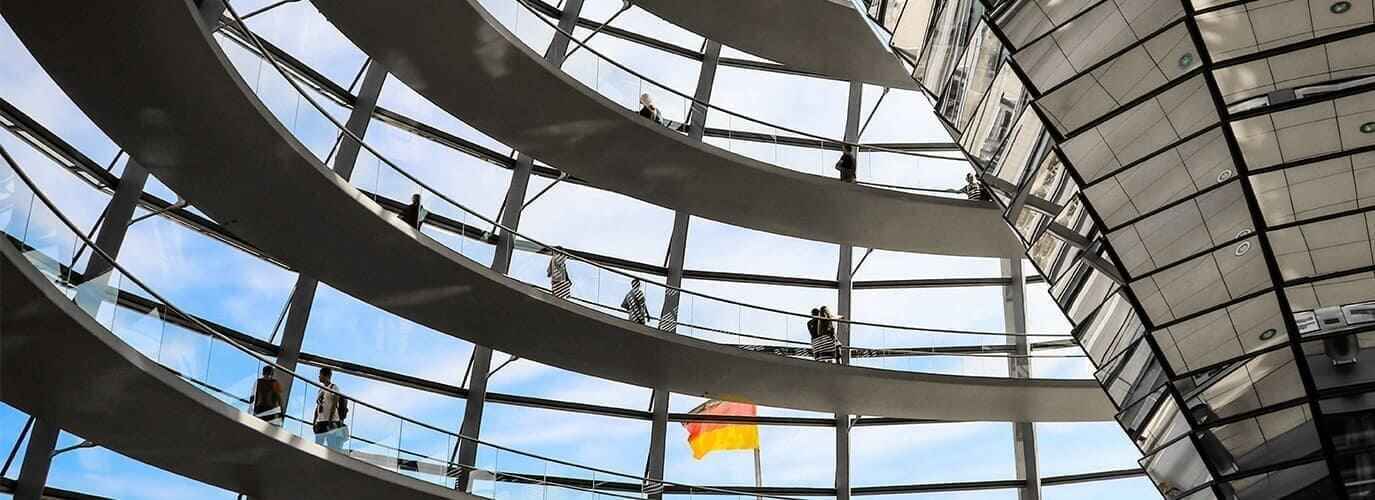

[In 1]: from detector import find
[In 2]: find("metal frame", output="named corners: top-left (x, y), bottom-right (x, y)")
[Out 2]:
top-left (0, 2), bottom-right (1167, 497)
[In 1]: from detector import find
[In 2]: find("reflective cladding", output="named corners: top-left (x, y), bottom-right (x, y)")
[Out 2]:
top-left (913, 0), bottom-right (1375, 496)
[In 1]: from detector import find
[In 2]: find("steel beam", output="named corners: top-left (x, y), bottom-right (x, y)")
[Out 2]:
top-left (273, 50), bottom-right (383, 408)
top-left (274, 276), bottom-right (318, 407)
top-left (13, 419), bottom-right (59, 500)
top-left (644, 389), bottom-right (670, 500)
top-left (333, 62), bottom-right (389, 180)
top-left (834, 80), bottom-right (864, 500)
top-left (1003, 259), bottom-right (1040, 500)
top-left (457, 1), bottom-right (584, 488)
top-left (79, 162), bottom-right (147, 281)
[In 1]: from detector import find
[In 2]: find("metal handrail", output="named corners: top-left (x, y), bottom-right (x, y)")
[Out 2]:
top-left (0, 141), bottom-right (805, 500)
top-left (506, 0), bottom-right (961, 162)
top-left (224, 1), bottom-right (1070, 339)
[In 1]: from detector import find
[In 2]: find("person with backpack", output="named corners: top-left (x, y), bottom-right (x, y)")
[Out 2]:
top-left (250, 365), bottom-right (284, 426)
top-left (313, 367), bottom-right (349, 451)
top-left (622, 279), bottom-right (649, 325)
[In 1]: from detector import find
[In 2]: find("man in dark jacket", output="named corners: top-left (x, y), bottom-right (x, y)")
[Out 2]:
top-left (835, 147), bottom-right (857, 182)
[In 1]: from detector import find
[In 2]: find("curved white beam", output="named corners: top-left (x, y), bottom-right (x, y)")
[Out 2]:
top-left (0, 241), bottom-right (467, 500)
top-left (0, 0), bottom-right (1111, 422)
top-left (633, 0), bottom-right (918, 89)
top-left (311, 0), bottom-right (1023, 258)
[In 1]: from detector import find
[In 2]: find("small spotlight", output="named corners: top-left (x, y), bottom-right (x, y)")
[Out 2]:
top-left (1260, 328), bottom-right (1278, 341)
top-left (1178, 53), bottom-right (1195, 69)
top-left (1332, 1), bottom-right (1353, 14)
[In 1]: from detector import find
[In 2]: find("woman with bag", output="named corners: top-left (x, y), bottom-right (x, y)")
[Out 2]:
top-left (313, 367), bottom-right (350, 451)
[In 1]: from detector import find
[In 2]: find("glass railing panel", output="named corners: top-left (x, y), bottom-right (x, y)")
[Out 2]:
top-left (202, 2), bottom-right (1095, 381)
top-left (109, 297), bottom-right (165, 360)
top-left (20, 193), bottom-right (78, 285)
top-left (203, 336), bottom-right (264, 410)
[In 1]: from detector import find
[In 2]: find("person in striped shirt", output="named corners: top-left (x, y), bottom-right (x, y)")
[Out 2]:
top-left (807, 307), bottom-right (838, 362)
top-left (958, 173), bottom-right (988, 201)
top-left (622, 279), bottom-right (649, 325)
top-left (546, 249), bottom-right (572, 300)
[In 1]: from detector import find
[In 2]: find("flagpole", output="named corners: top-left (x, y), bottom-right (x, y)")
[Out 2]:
top-left (753, 447), bottom-right (762, 500)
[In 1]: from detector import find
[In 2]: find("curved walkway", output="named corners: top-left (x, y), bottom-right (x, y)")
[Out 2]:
top-left (0, 0), bottom-right (1111, 421)
top-left (632, 0), bottom-right (918, 89)
top-left (0, 237), bottom-right (465, 500)
top-left (310, 0), bottom-right (1022, 258)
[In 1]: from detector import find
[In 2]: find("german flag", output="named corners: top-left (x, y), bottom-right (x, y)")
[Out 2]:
top-left (681, 400), bottom-right (759, 460)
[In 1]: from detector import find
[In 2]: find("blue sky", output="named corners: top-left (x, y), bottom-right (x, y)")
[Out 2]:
top-left (0, 1), bottom-right (1161, 498)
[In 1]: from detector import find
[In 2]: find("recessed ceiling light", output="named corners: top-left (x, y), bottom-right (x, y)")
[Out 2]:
top-left (1217, 169), bottom-right (1234, 183)
top-left (1260, 328), bottom-right (1278, 341)
top-left (1362, 121), bottom-right (1375, 134)
top-left (1332, 1), bottom-right (1353, 14)
top-left (1178, 53), bottom-right (1195, 69)
top-left (1234, 241), bottom-right (1252, 256)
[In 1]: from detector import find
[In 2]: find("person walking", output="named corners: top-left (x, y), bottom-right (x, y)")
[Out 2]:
top-left (313, 367), bottom-right (349, 451)
top-left (808, 307), bottom-right (837, 362)
top-left (250, 365), bottom-right (285, 426)
top-left (622, 279), bottom-right (649, 325)
top-left (546, 249), bottom-right (573, 300)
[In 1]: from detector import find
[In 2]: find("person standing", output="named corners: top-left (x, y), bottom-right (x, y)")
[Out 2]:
top-left (250, 365), bottom-right (284, 426)
top-left (809, 307), bottom-right (837, 362)
top-left (622, 279), bottom-right (649, 325)
top-left (313, 367), bottom-right (349, 451)
top-left (958, 173), bottom-right (988, 200)
top-left (835, 146), bottom-right (857, 183)
top-left (547, 249), bottom-right (573, 300)
top-left (639, 93), bottom-right (663, 126)
top-left (401, 193), bottom-right (428, 228)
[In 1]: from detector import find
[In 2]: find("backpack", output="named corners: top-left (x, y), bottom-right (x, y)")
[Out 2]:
top-left (336, 394), bottom-right (349, 420)
top-left (253, 378), bottom-right (279, 413)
